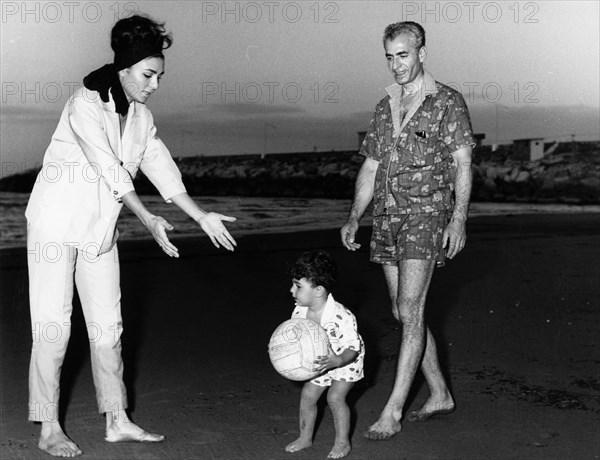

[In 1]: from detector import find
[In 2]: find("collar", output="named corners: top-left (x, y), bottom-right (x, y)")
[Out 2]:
top-left (293, 293), bottom-right (337, 326)
top-left (386, 70), bottom-right (438, 137)
top-left (83, 64), bottom-right (131, 117)
top-left (320, 294), bottom-right (337, 325)
top-left (385, 69), bottom-right (438, 101)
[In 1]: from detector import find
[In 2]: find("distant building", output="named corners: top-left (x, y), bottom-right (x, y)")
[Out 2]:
top-left (513, 137), bottom-right (545, 161)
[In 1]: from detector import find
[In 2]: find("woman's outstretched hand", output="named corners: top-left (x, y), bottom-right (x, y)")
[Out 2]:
top-left (145, 215), bottom-right (179, 258)
top-left (196, 212), bottom-right (237, 251)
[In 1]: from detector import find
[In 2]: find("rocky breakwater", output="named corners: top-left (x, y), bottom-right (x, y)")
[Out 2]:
top-left (2, 148), bottom-right (598, 204)
top-left (136, 151), bottom-right (364, 198)
top-left (472, 151), bottom-right (600, 204)
top-left (160, 148), bottom-right (599, 203)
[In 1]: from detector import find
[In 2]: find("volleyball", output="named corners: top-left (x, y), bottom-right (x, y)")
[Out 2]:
top-left (268, 318), bottom-right (330, 381)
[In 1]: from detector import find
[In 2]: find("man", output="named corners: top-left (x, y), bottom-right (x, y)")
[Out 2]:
top-left (341, 21), bottom-right (474, 440)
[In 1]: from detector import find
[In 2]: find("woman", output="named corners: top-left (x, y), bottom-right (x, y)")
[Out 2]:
top-left (25, 15), bottom-right (236, 457)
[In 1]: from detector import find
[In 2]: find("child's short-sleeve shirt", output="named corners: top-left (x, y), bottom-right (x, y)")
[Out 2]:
top-left (292, 294), bottom-right (365, 386)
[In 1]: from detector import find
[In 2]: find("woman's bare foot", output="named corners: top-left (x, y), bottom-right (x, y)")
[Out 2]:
top-left (38, 422), bottom-right (82, 457)
top-left (285, 437), bottom-right (312, 453)
top-left (327, 441), bottom-right (351, 458)
top-left (105, 410), bottom-right (164, 443)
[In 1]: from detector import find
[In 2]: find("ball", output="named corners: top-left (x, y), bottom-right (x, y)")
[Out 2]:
top-left (268, 318), bottom-right (330, 381)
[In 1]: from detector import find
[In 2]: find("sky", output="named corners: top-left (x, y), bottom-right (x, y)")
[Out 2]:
top-left (1, 0), bottom-right (599, 177)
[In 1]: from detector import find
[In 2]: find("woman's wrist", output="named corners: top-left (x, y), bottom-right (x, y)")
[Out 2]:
top-left (139, 211), bottom-right (156, 228)
top-left (193, 209), bottom-right (208, 224)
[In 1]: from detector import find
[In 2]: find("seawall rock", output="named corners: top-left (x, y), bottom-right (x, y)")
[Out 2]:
top-left (2, 149), bottom-right (598, 203)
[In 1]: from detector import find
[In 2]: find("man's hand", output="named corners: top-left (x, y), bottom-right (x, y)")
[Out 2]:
top-left (446, 146), bottom-right (472, 260)
top-left (442, 218), bottom-right (466, 259)
top-left (341, 218), bottom-right (361, 251)
top-left (341, 157), bottom-right (378, 251)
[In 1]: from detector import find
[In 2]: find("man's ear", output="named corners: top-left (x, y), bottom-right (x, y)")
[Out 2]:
top-left (419, 45), bottom-right (427, 63)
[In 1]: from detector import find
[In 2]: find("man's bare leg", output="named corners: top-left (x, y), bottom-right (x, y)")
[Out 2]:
top-left (364, 259), bottom-right (436, 440)
top-left (38, 421), bottom-right (82, 457)
top-left (285, 382), bottom-right (326, 453)
top-left (406, 327), bottom-right (455, 421)
top-left (105, 410), bottom-right (164, 443)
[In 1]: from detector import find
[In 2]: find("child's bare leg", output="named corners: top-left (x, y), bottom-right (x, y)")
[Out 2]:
top-left (105, 410), bottom-right (164, 443)
top-left (38, 421), bottom-right (83, 457)
top-left (326, 381), bottom-right (355, 459)
top-left (285, 382), bottom-right (326, 453)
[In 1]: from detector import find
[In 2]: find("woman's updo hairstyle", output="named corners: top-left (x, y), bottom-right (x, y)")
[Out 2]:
top-left (111, 15), bottom-right (173, 71)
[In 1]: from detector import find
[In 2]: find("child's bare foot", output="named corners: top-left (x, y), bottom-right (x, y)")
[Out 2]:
top-left (327, 441), bottom-right (351, 458)
top-left (38, 424), bottom-right (82, 457)
top-left (285, 437), bottom-right (312, 453)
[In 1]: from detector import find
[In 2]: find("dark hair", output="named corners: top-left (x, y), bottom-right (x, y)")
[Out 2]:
top-left (290, 250), bottom-right (337, 292)
top-left (111, 15), bottom-right (173, 70)
top-left (383, 21), bottom-right (425, 49)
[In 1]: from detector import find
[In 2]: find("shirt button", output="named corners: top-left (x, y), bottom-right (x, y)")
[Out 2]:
top-left (113, 191), bottom-right (118, 195)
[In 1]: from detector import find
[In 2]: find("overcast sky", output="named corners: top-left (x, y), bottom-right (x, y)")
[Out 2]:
top-left (1, 1), bottom-right (599, 177)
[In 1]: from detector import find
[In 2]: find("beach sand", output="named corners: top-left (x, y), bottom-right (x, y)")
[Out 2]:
top-left (1, 213), bottom-right (599, 459)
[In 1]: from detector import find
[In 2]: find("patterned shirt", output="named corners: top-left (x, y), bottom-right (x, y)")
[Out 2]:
top-left (360, 70), bottom-right (475, 215)
top-left (291, 294), bottom-right (364, 384)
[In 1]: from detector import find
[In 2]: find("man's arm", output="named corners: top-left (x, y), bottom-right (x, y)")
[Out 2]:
top-left (341, 157), bottom-right (379, 251)
top-left (444, 146), bottom-right (473, 259)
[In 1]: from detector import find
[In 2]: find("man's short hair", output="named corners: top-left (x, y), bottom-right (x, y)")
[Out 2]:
top-left (290, 250), bottom-right (337, 292)
top-left (383, 21), bottom-right (426, 49)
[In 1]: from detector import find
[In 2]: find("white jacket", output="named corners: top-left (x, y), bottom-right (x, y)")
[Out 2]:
top-left (25, 87), bottom-right (186, 255)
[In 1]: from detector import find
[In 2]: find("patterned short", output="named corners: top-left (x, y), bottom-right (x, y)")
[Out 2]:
top-left (370, 212), bottom-right (450, 265)
top-left (311, 347), bottom-right (365, 387)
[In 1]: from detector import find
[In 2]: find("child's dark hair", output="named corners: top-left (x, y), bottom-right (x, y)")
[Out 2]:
top-left (290, 250), bottom-right (337, 292)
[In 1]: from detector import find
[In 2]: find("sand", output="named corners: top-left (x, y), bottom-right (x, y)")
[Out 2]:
top-left (1, 213), bottom-right (599, 459)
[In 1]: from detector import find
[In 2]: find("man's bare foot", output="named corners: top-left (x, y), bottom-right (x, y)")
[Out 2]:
top-left (363, 416), bottom-right (402, 440)
top-left (38, 423), bottom-right (82, 457)
top-left (406, 397), bottom-right (455, 422)
top-left (105, 412), bottom-right (164, 443)
top-left (285, 437), bottom-right (312, 453)
top-left (327, 441), bottom-right (351, 458)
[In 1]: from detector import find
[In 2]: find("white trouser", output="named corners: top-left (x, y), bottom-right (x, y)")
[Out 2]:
top-left (27, 225), bottom-right (127, 422)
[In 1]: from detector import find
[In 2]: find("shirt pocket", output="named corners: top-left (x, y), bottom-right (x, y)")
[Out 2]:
top-left (397, 112), bottom-right (436, 166)
top-left (410, 134), bottom-right (436, 168)
top-left (393, 125), bottom-right (439, 198)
